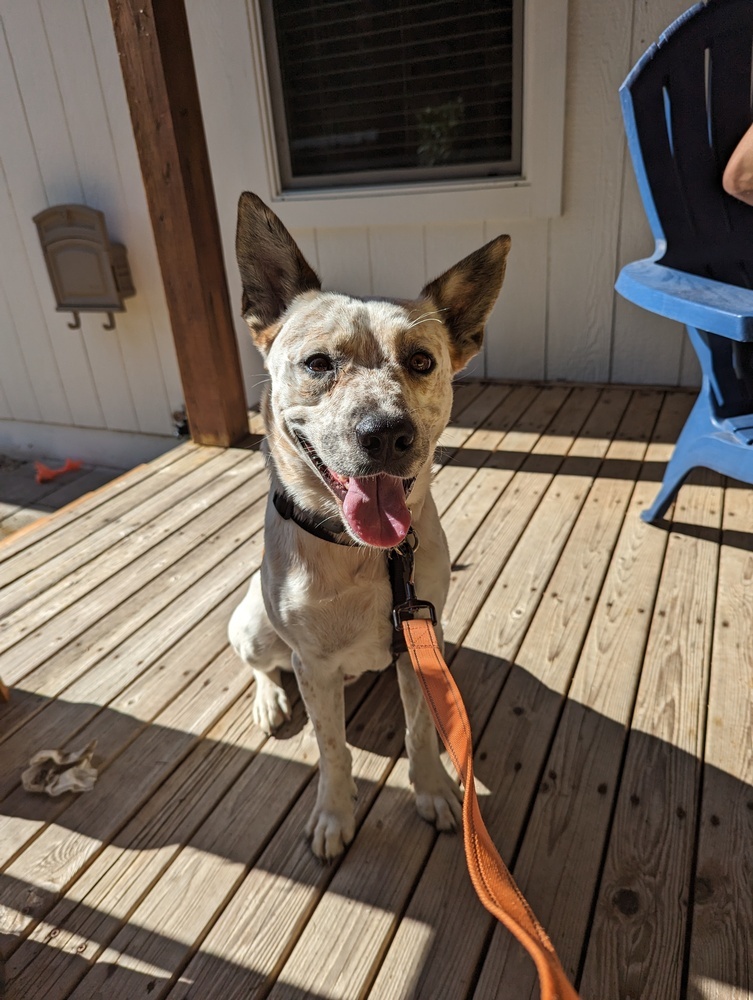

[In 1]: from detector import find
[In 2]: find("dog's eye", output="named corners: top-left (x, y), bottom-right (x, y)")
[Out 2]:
top-left (305, 354), bottom-right (334, 374)
top-left (408, 351), bottom-right (435, 374)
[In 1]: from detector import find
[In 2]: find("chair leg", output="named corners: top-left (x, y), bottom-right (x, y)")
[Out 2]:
top-left (641, 447), bottom-right (695, 523)
top-left (641, 328), bottom-right (753, 525)
top-left (641, 368), bottom-right (716, 525)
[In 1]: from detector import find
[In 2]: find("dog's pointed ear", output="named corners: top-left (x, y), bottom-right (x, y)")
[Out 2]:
top-left (420, 235), bottom-right (511, 372)
top-left (236, 192), bottom-right (321, 349)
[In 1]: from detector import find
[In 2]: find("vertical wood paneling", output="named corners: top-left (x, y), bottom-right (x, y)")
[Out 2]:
top-left (0, 24), bottom-right (74, 427)
top-left (0, 3), bottom-right (104, 428)
top-left (679, 338), bottom-right (702, 388)
top-left (289, 229), bottom-right (319, 275)
top-left (84, 0), bottom-right (184, 427)
top-left (486, 217), bottom-right (549, 382)
top-left (612, 297), bottom-right (687, 385)
top-left (0, 378), bottom-right (11, 422)
top-left (610, 0), bottom-right (691, 387)
top-left (43, 0), bottom-right (181, 436)
top-left (368, 226), bottom-right (426, 299)
top-left (546, 0), bottom-right (634, 383)
top-left (315, 228), bottom-right (372, 298)
top-left (0, 260), bottom-right (40, 423)
top-left (40, 1), bottom-right (140, 433)
top-left (0, 0), bottom-right (180, 437)
top-left (3, 3), bottom-right (86, 208)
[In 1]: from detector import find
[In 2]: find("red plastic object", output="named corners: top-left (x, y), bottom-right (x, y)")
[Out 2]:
top-left (34, 458), bottom-right (82, 484)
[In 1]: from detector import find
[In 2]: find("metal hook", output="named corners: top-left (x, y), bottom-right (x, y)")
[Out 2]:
top-left (102, 313), bottom-right (116, 331)
top-left (67, 311), bottom-right (81, 330)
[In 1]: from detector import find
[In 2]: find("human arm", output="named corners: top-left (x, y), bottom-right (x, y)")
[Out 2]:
top-left (723, 123), bottom-right (753, 206)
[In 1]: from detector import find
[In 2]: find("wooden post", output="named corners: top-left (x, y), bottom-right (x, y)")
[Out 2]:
top-left (109, 0), bottom-right (248, 447)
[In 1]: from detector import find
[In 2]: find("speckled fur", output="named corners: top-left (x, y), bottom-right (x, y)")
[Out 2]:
top-left (229, 193), bottom-right (510, 860)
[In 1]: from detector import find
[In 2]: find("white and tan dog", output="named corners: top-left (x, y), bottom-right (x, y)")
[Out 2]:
top-left (229, 193), bottom-right (510, 860)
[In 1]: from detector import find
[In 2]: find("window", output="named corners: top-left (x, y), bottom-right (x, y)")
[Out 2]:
top-left (261, 1), bottom-right (522, 191)
top-left (262, 0), bottom-right (522, 189)
top-left (244, 0), bottom-right (567, 226)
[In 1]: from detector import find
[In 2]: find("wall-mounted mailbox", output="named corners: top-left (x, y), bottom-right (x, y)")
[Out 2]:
top-left (33, 204), bottom-right (135, 330)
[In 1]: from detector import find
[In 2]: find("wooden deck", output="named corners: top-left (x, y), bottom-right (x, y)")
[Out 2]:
top-left (0, 381), bottom-right (751, 1000)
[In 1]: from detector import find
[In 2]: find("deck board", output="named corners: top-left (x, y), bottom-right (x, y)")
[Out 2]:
top-left (0, 466), bottom-right (124, 542)
top-left (0, 506), bottom-right (268, 867)
top-left (0, 449), bottom-right (265, 646)
top-left (1, 382), bottom-right (751, 1000)
top-left (0, 443), bottom-right (197, 566)
top-left (473, 388), bottom-right (684, 997)
top-left (687, 485), bottom-right (753, 1000)
top-left (579, 466), bottom-right (722, 999)
top-left (370, 387), bottom-right (644, 999)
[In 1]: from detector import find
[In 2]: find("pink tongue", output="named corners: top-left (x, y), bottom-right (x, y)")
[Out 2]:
top-left (342, 475), bottom-right (411, 548)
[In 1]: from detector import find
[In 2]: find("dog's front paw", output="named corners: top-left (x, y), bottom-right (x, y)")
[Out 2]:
top-left (306, 802), bottom-right (356, 861)
top-left (414, 769), bottom-right (463, 832)
top-left (253, 669), bottom-right (291, 734)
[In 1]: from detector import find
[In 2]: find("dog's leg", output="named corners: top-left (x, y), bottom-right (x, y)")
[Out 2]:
top-left (228, 572), bottom-right (292, 734)
top-left (293, 652), bottom-right (357, 861)
top-left (396, 642), bottom-right (462, 831)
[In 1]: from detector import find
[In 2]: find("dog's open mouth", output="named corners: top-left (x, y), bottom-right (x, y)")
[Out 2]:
top-left (295, 433), bottom-right (415, 548)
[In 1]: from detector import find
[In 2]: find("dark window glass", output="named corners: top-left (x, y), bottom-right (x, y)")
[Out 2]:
top-left (262, 0), bottom-right (521, 189)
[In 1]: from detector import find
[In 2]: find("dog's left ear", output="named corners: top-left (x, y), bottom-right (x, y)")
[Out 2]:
top-left (236, 192), bottom-right (321, 350)
top-left (420, 235), bottom-right (511, 371)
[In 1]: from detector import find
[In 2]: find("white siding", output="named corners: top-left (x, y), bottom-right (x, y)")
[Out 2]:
top-left (546, 0), bottom-right (636, 382)
top-left (549, 0), bottom-right (698, 386)
top-left (0, 0), bottom-right (184, 459)
top-left (0, 0), bottom-right (699, 467)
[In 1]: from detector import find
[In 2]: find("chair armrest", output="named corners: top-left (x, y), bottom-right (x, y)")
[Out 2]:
top-left (616, 259), bottom-right (753, 341)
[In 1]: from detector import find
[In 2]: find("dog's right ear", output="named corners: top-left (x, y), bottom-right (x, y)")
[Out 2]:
top-left (420, 235), bottom-right (511, 372)
top-left (236, 192), bottom-right (320, 350)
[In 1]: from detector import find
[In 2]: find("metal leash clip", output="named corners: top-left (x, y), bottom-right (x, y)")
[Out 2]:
top-left (390, 528), bottom-right (437, 628)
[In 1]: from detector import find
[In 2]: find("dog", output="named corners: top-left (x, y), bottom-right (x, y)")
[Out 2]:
top-left (229, 193), bottom-right (511, 860)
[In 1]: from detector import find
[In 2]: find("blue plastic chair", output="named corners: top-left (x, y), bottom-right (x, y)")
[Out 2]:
top-left (618, 0), bottom-right (753, 523)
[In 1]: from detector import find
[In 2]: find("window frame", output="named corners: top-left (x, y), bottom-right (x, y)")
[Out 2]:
top-left (246, 0), bottom-right (568, 226)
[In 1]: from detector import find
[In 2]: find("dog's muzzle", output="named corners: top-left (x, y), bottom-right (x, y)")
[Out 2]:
top-left (292, 431), bottom-right (417, 548)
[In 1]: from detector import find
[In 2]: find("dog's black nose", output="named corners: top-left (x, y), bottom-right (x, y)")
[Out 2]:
top-left (356, 415), bottom-right (415, 461)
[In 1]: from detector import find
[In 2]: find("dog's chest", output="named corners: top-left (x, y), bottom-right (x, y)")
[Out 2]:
top-left (273, 557), bottom-right (396, 672)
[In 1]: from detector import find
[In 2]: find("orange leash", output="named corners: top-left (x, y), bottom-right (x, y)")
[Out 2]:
top-left (402, 618), bottom-right (580, 1000)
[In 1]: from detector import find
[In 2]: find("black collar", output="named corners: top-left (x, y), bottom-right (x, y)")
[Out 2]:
top-left (272, 489), bottom-right (356, 546)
